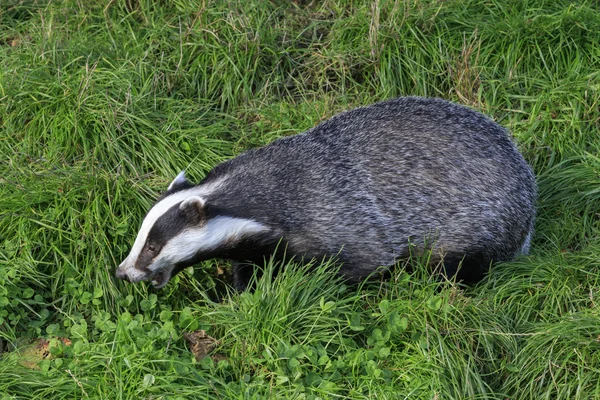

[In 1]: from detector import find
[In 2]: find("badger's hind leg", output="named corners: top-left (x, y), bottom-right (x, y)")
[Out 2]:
top-left (440, 251), bottom-right (493, 284)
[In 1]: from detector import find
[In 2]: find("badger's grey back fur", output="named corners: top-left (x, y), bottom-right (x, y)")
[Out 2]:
top-left (117, 97), bottom-right (536, 289)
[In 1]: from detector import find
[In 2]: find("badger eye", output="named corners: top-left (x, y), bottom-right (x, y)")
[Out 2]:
top-left (148, 244), bottom-right (157, 253)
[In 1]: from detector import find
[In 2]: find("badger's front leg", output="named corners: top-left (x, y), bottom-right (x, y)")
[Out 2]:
top-left (231, 262), bottom-right (255, 291)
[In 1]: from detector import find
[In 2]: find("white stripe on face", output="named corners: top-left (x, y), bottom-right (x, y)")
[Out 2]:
top-left (142, 216), bottom-right (270, 287)
top-left (150, 216), bottom-right (271, 272)
top-left (119, 178), bottom-right (226, 271)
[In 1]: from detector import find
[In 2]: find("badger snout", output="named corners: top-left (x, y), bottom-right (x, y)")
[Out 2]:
top-left (116, 260), bottom-right (173, 288)
top-left (115, 266), bottom-right (130, 281)
top-left (115, 260), bottom-right (146, 283)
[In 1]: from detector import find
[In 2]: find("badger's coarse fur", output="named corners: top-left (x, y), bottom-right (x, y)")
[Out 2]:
top-left (116, 97), bottom-right (537, 289)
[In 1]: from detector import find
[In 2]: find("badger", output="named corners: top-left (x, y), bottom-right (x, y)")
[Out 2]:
top-left (116, 97), bottom-right (537, 290)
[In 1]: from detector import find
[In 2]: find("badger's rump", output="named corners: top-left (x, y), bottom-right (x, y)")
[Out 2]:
top-left (204, 97), bottom-right (537, 282)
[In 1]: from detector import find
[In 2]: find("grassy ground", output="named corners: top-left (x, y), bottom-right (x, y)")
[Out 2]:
top-left (1, 0), bottom-right (600, 398)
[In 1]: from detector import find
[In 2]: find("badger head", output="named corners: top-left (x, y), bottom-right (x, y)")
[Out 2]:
top-left (115, 171), bottom-right (268, 288)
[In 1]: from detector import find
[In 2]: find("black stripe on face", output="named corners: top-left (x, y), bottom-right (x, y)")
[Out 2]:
top-left (134, 203), bottom-right (202, 271)
top-left (150, 204), bottom-right (196, 246)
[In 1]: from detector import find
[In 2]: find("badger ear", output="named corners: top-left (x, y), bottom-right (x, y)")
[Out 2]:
top-left (179, 196), bottom-right (206, 221)
top-left (168, 171), bottom-right (190, 191)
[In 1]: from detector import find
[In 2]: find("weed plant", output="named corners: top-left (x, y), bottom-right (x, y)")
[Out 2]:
top-left (1, 0), bottom-right (600, 398)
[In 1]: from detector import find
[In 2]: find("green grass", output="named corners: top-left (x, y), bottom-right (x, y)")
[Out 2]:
top-left (1, 0), bottom-right (600, 398)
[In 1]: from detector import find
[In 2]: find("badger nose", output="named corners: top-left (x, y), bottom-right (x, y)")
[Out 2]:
top-left (115, 266), bottom-right (130, 281)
